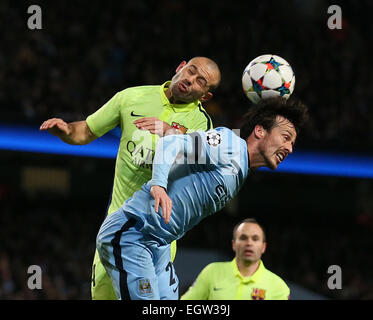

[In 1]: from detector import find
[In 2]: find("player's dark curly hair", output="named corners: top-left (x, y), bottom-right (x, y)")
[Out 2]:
top-left (240, 97), bottom-right (309, 140)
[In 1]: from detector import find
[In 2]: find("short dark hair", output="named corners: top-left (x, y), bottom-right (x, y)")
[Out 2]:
top-left (232, 218), bottom-right (267, 242)
top-left (240, 97), bottom-right (309, 140)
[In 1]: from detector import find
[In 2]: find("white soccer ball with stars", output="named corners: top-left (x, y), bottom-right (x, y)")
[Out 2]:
top-left (242, 54), bottom-right (295, 103)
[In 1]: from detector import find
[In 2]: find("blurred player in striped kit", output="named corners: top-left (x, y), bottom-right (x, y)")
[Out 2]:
top-left (40, 57), bottom-right (221, 299)
top-left (96, 98), bottom-right (308, 299)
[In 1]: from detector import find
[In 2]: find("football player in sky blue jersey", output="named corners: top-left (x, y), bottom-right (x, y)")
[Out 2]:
top-left (96, 97), bottom-right (308, 300)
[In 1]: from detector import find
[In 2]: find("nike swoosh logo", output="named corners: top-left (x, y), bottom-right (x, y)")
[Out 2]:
top-left (213, 287), bottom-right (223, 291)
top-left (131, 111), bottom-right (145, 117)
top-left (173, 285), bottom-right (178, 293)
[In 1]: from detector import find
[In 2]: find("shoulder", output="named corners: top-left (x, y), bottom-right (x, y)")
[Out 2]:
top-left (190, 103), bottom-right (212, 125)
top-left (213, 127), bottom-right (241, 138)
top-left (214, 127), bottom-right (232, 135)
top-left (114, 85), bottom-right (161, 107)
top-left (119, 85), bottom-right (160, 96)
top-left (193, 103), bottom-right (210, 116)
top-left (262, 268), bottom-right (289, 290)
top-left (201, 261), bottom-right (232, 276)
top-left (208, 127), bottom-right (245, 149)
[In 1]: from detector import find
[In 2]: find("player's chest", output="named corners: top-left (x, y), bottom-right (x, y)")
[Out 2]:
top-left (208, 278), bottom-right (238, 300)
top-left (121, 108), bottom-right (191, 140)
top-left (210, 279), bottom-right (268, 300)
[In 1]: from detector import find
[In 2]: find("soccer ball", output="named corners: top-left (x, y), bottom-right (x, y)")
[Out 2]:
top-left (242, 54), bottom-right (295, 103)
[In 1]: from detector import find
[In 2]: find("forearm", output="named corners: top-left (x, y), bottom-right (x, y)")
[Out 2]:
top-left (150, 137), bottom-right (180, 189)
top-left (150, 134), bottom-right (189, 189)
top-left (150, 132), bottom-right (207, 188)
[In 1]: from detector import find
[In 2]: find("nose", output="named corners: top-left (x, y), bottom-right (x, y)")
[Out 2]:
top-left (286, 141), bottom-right (293, 154)
top-left (246, 238), bottom-right (253, 246)
top-left (184, 78), bottom-right (192, 86)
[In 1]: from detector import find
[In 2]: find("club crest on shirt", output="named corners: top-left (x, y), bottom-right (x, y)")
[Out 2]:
top-left (171, 122), bottom-right (188, 134)
top-left (251, 288), bottom-right (266, 300)
top-left (206, 131), bottom-right (222, 147)
top-left (139, 279), bottom-right (152, 294)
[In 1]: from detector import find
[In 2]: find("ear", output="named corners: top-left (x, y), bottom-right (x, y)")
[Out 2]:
top-left (200, 92), bottom-right (213, 102)
top-left (261, 242), bottom-right (267, 255)
top-left (176, 61), bottom-right (187, 73)
top-left (254, 125), bottom-right (266, 139)
top-left (232, 240), bottom-right (236, 253)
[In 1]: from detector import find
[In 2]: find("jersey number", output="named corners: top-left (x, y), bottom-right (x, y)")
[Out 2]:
top-left (165, 261), bottom-right (176, 286)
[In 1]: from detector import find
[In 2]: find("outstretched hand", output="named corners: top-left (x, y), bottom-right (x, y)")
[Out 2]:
top-left (150, 186), bottom-right (173, 224)
top-left (40, 118), bottom-right (71, 137)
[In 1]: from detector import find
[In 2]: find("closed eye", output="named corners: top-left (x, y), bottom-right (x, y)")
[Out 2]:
top-left (197, 78), bottom-right (207, 87)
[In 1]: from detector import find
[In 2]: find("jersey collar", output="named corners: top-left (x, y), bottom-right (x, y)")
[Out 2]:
top-left (160, 81), bottom-right (200, 112)
top-left (231, 258), bottom-right (265, 284)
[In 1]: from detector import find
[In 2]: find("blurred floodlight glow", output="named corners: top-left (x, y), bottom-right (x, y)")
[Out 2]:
top-left (0, 123), bottom-right (119, 158)
top-left (1, 124), bottom-right (373, 179)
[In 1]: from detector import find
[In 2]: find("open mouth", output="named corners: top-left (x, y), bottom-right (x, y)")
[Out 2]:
top-left (275, 151), bottom-right (286, 163)
top-left (244, 249), bottom-right (254, 255)
top-left (178, 82), bottom-right (188, 93)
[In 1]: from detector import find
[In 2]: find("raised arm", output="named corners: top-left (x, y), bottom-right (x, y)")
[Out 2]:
top-left (148, 132), bottom-right (206, 224)
top-left (149, 132), bottom-right (207, 190)
top-left (40, 90), bottom-right (124, 145)
top-left (40, 118), bottom-right (97, 145)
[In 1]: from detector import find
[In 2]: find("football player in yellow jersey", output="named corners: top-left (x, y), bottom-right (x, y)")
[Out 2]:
top-left (181, 218), bottom-right (290, 300)
top-left (40, 57), bottom-right (221, 299)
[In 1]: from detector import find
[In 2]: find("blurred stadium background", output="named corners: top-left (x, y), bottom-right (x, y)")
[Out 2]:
top-left (0, 1), bottom-right (372, 299)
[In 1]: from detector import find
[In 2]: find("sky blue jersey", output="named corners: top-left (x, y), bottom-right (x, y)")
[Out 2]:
top-left (122, 127), bottom-right (250, 244)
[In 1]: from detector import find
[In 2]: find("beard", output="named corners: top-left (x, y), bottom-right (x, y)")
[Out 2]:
top-left (263, 152), bottom-right (277, 170)
top-left (171, 87), bottom-right (190, 103)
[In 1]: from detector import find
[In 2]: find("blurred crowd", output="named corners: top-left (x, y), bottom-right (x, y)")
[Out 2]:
top-left (0, 188), bottom-right (96, 299)
top-left (1, 177), bottom-right (372, 300)
top-left (1, 1), bottom-right (372, 151)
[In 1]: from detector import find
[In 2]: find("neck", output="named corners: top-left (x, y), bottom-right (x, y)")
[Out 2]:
top-left (246, 138), bottom-right (266, 169)
top-left (236, 257), bottom-right (260, 277)
top-left (165, 87), bottom-right (194, 105)
top-left (165, 88), bottom-right (173, 102)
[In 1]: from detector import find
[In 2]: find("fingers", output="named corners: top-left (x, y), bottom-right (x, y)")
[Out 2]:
top-left (133, 117), bottom-right (158, 122)
top-left (160, 197), bottom-right (173, 224)
top-left (154, 195), bottom-right (160, 213)
top-left (134, 118), bottom-right (165, 136)
top-left (151, 186), bottom-right (161, 213)
top-left (160, 199), bottom-right (167, 223)
top-left (134, 118), bottom-right (162, 128)
top-left (133, 117), bottom-right (158, 126)
top-left (150, 186), bottom-right (172, 224)
top-left (136, 123), bottom-right (158, 131)
top-left (166, 198), bottom-right (173, 224)
top-left (55, 121), bottom-right (69, 134)
top-left (40, 118), bottom-right (60, 130)
top-left (40, 118), bottom-right (68, 134)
